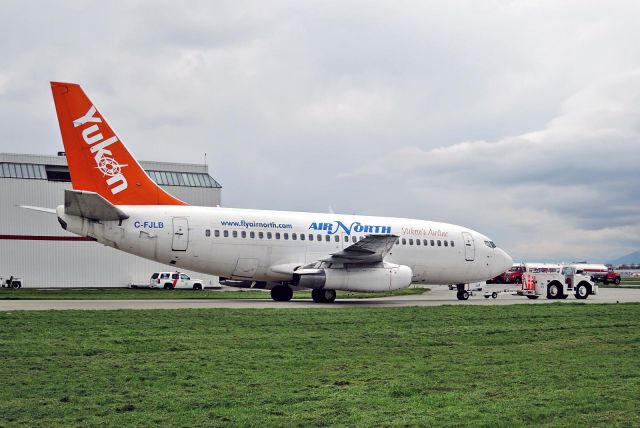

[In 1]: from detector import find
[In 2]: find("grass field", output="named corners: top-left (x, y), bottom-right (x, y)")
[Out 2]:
top-left (1, 304), bottom-right (638, 426)
top-left (0, 287), bottom-right (426, 300)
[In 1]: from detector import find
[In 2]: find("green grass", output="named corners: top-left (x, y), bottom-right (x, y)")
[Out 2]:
top-left (0, 287), bottom-right (427, 300)
top-left (0, 304), bottom-right (638, 426)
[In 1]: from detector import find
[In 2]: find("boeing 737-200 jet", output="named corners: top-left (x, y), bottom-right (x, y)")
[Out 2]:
top-left (41, 82), bottom-right (512, 303)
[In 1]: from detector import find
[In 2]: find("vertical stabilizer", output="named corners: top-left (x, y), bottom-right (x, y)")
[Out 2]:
top-left (50, 82), bottom-right (187, 205)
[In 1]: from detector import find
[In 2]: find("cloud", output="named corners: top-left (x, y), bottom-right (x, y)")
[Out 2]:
top-left (0, 1), bottom-right (639, 261)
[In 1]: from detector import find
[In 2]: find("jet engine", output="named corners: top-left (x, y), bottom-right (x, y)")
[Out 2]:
top-left (293, 263), bottom-right (413, 292)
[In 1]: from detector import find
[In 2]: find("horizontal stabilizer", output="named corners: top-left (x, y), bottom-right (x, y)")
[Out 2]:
top-left (64, 190), bottom-right (129, 221)
top-left (18, 205), bottom-right (57, 214)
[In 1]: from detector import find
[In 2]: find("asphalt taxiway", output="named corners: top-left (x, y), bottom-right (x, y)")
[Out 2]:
top-left (1, 285), bottom-right (639, 311)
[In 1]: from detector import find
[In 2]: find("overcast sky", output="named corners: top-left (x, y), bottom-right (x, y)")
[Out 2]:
top-left (1, 1), bottom-right (639, 262)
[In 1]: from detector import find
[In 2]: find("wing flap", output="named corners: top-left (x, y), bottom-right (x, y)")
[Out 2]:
top-left (64, 189), bottom-right (129, 221)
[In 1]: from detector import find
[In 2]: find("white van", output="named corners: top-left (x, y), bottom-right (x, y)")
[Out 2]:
top-left (150, 272), bottom-right (204, 290)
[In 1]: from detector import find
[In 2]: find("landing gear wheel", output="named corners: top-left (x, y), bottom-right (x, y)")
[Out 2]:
top-left (271, 285), bottom-right (293, 302)
top-left (491, 292), bottom-right (498, 299)
top-left (575, 284), bottom-right (589, 300)
top-left (456, 290), bottom-right (469, 300)
top-left (312, 289), bottom-right (336, 303)
top-left (547, 283), bottom-right (561, 299)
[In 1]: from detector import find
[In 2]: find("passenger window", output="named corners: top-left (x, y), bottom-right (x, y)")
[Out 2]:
top-left (396, 239), bottom-right (400, 244)
top-left (335, 236), bottom-right (339, 242)
top-left (205, 229), bottom-right (211, 237)
top-left (317, 234), bottom-right (322, 241)
top-left (423, 239), bottom-right (428, 246)
top-left (259, 232), bottom-right (264, 239)
top-left (402, 238), bottom-right (406, 245)
top-left (451, 241), bottom-right (454, 247)
top-left (214, 230), bottom-right (220, 238)
top-left (325, 235), bottom-right (330, 242)
top-left (300, 234), bottom-right (305, 241)
top-left (232, 231), bottom-right (238, 238)
top-left (350, 236), bottom-right (355, 243)
top-left (250, 231), bottom-right (255, 239)
top-left (241, 231), bottom-right (246, 238)
top-left (223, 230), bottom-right (229, 237)
top-left (444, 240), bottom-right (448, 247)
top-left (437, 240), bottom-right (441, 246)
top-left (359, 236), bottom-right (364, 241)
top-left (284, 233), bottom-right (289, 240)
top-left (267, 232), bottom-right (272, 239)
top-left (416, 239), bottom-right (420, 246)
top-left (292, 233), bottom-right (297, 240)
top-left (308, 234), bottom-right (313, 241)
top-left (344, 236), bottom-right (349, 242)
top-left (275, 233), bottom-right (281, 239)
top-left (430, 240), bottom-right (435, 246)
top-left (409, 239), bottom-right (414, 245)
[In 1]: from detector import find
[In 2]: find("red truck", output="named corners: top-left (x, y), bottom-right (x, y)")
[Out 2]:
top-left (573, 264), bottom-right (621, 285)
top-left (487, 264), bottom-right (525, 284)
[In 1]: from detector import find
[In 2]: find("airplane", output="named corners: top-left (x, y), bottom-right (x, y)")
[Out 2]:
top-left (40, 81), bottom-right (512, 303)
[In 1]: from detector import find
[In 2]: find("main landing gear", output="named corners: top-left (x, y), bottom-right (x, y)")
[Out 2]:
top-left (270, 284), bottom-right (293, 302)
top-left (455, 284), bottom-right (470, 301)
top-left (312, 289), bottom-right (336, 303)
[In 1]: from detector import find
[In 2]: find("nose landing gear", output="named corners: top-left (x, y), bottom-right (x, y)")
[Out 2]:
top-left (455, 284), bottom-right (470, 300)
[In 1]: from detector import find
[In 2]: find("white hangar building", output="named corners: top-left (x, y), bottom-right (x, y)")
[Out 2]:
top-left (0, 152), bottom-right (222, 288)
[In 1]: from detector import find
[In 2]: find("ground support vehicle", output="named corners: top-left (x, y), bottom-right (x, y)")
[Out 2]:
top-left (150, 272), bottom-right (204, 290)
top-left (449, 282), bottom-right (484, 300)
top-left (1, 276), bottom-right (22, 288)
top-left (519, 263), bottom-right (597, 300)
top-left (573, 264), bottom-right (621, 285)
top-left (483, 287), bottom-right (519, 299)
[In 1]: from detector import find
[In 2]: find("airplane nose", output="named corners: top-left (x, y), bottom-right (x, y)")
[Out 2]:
top-left (496, 248), bottom-right (513, 273)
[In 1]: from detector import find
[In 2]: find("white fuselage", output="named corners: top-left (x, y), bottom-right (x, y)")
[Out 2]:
top-left (57, 205), bottom-right (513, 288)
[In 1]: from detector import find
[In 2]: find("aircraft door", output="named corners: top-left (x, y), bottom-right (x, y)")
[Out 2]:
top-left (462, 232), bottom-right (475, 261)
top-left (172, 217), bottom-right (189, 251)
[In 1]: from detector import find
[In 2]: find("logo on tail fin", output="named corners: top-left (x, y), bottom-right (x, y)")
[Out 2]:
top-left (73, 105), bottom-right (128, 194)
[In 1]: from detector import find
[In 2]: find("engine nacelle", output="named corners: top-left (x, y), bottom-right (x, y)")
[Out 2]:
top-left (295, 264), bottom-right (413, 292)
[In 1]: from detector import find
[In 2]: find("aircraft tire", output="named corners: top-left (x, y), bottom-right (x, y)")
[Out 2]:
top-left (271, 285), bottom-right (293, 302)
top-left (312, 289), bottom-right (324, 303)
top-left (456, 290), bottom-right (469, 300)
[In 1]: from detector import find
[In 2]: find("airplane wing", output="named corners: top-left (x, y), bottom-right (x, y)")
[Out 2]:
top-left (324, 234), bottom-right (398, 264)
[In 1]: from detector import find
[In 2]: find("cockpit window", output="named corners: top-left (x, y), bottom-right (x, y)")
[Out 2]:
top-left (484, 240), bottom-right (496, 248)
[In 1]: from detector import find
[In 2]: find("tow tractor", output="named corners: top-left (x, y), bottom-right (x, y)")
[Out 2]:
top-left (518, 263), bottom-right (597, 300)
top-left (1, 276), bottom-right (23, 289)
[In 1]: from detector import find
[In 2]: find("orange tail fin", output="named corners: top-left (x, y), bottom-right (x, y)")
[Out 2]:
top-left (50, 82), bottom-right (187, 206)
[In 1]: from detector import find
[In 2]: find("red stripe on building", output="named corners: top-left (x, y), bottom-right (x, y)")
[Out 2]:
top-left (0, 234), bottom-right (91, 241)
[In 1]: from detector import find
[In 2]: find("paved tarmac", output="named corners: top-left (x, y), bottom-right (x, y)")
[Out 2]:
top-left (1, 285), bottom-right (638, 311)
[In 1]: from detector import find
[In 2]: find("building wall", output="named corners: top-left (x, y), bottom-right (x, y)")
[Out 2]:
top-left (0, 154), bottom-right (222, 288)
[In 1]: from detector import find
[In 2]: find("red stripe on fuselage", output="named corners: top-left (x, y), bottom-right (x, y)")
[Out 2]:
top-left (0, 234), bottom-right (91, 241)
